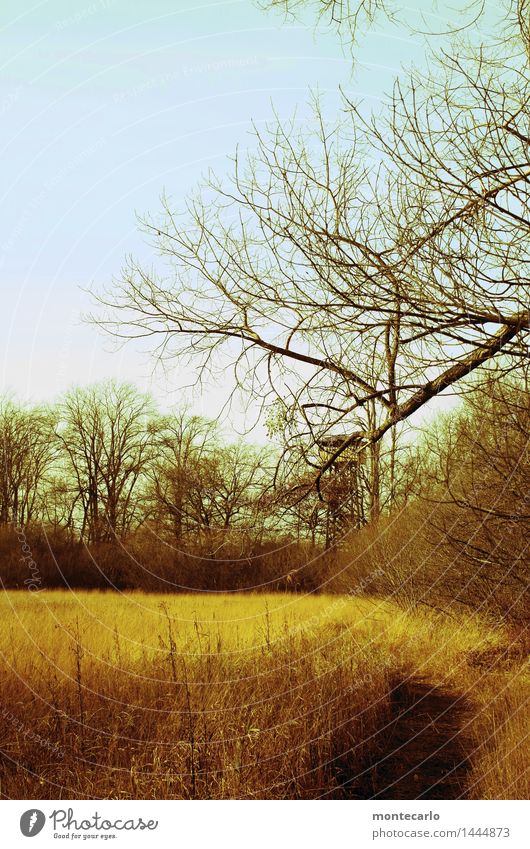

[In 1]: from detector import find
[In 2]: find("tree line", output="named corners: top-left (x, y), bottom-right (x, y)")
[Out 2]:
top-left (1, 369), bottom-right (528, 619)
top-left (0, 383), bottom-right (275, 546)
top-left (0, 379), bottom-right (415, 548)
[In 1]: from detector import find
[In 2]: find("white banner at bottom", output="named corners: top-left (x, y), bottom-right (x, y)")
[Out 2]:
top-left (2, 799), bottom-right (528, 849)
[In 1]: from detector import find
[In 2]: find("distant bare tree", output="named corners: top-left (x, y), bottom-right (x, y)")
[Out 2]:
top-left (0, 397), bottom-right (57, 526)
top-left (57, 382), bottom-right (154, 542)
top-left (190, 441), bottom-right (270, 535)
top-left (42, 475), bottom-right (78, 536)
top-left (421, 369), bottom-right (530, 619)
top-left (147, 410), bottom-right (273, 549)
top-left (147, 410), bottom-right (217, 543)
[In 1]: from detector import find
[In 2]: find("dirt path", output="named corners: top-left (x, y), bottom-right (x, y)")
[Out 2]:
top-left (368, 677), bottom-right (472, 799)
top-left (338, 676), bottom-right (473, 799)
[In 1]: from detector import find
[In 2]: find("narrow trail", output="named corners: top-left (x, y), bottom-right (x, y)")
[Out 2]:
top-left (342, 676), bottom-right (473, 799)
top-left (368, 677), bottom-right (472, 799)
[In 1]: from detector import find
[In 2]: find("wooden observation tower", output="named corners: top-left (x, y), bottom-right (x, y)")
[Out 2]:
top-left (318, 433), bottom-right (366, 546)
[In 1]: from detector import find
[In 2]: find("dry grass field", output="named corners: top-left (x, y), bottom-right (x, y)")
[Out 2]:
top-left (0, 590), bottom-right (528, 799)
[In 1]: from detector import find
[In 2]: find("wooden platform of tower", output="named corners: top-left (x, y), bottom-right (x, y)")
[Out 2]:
top-left (318, 434), bottom-right (366, 546)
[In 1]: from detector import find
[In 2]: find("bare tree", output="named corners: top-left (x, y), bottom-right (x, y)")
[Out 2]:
top-left (262, 0), bottom-right (525, 48)
top-left (418, 368), bottom-right (530, 620)
top-left (93, 3), bottom-right (529, 503)
top-left (173, 440), bottom-right (272, 553)
top-left (262, 0), bottom-right (394, 43)
top-left (147, 410), bottom-right (218, 543)
top-left (41, 475), bottom-right (79, 536)
top-left (190, 441), bottom-right (270, 534)
top-left (0, 397), bottom-right (57, 526)
top-left (147, 410), bottom-right (273, 550)
top-left (57, 382), bottom-right (154, 542)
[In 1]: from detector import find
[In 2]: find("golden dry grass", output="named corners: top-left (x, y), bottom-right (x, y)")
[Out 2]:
top-left (0, 590), bottom-right (527, 799)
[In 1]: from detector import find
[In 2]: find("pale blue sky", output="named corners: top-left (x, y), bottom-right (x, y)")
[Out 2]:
top-left (0, 0), bottom-right (498, 430)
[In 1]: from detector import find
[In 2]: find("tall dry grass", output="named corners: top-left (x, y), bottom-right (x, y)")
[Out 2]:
top-left (0, 591), bottom-right (527, 799)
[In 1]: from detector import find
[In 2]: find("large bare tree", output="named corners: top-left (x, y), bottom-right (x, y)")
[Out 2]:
top-left (263, 0), bottom-right (525, 46)
top-left (94, 2), bottom-right (530, 496)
